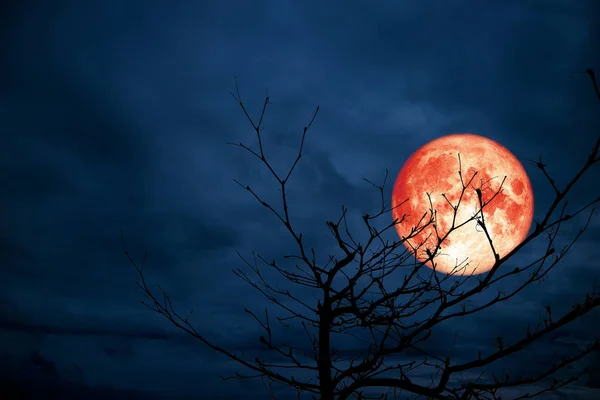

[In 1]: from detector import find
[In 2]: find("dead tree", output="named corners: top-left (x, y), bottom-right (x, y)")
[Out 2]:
top-left (123, 71), bottom-right (600, 400)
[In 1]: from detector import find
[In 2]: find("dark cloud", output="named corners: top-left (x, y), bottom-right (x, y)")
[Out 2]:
top-left (1, 0), bottom-right (598, 398)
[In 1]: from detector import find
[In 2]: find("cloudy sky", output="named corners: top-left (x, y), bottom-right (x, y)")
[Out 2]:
top-left (1, 0), bottom-right (599, 398)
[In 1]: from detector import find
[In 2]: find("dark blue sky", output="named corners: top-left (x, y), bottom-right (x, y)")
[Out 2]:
top-left (1, 0), bottom-right (599, 399)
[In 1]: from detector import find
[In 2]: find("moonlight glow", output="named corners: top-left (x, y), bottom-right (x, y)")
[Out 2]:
top-left (391, 133), bottom-right (534, 275)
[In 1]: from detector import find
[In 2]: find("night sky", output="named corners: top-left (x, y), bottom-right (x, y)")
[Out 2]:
top-left (1, 1), bottom-right (599, 399)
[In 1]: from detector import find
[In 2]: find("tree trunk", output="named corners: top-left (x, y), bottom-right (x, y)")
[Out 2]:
top-left (318, 299), bottom-right (334, 400)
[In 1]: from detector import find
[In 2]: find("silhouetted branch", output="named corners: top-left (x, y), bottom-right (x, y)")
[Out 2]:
top-left (126, 70), bottom-right (600, 399)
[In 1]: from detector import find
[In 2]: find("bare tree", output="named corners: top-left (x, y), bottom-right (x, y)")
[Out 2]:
top-left (123, 71), bottom-right (600, 400)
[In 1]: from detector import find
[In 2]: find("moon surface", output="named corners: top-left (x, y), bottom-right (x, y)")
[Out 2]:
top-left (391, 133), bottom-right (534, 275)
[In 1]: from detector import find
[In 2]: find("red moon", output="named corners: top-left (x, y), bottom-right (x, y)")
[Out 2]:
top-left (391, 133), bottom-right (534, 275)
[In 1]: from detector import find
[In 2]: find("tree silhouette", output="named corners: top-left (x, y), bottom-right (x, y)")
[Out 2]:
top-left (123, 71), bottom-right (600, 400)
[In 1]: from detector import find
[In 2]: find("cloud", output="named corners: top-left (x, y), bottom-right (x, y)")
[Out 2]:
top-left (0, 0), bottom-right (597, 398)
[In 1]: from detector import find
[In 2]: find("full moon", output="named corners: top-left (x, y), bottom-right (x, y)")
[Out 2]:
top-left (391, 133), bottom-right (534, 275)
